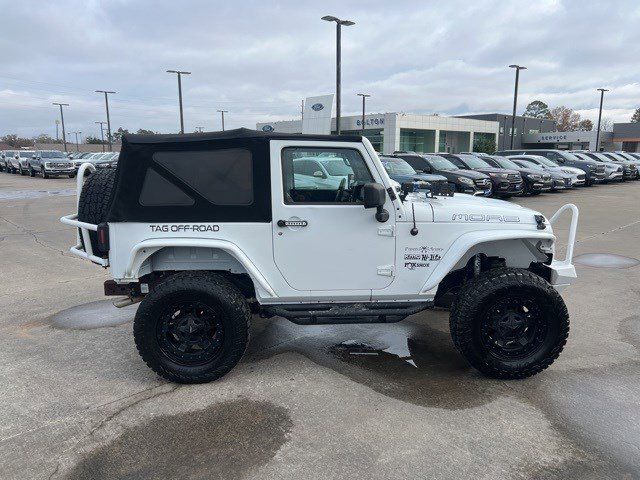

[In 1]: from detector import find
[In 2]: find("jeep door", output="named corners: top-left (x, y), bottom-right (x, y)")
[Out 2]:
top-left (271, 141), bottom-right (396, 292)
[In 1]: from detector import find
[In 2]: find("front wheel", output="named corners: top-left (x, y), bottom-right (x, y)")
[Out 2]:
top-left (134, 272), bottom-right (251, 384)
top-left (29, 167), bottom-right (35, 177)
top-left (41, 167), bottom-right (49, 179)
top-left (449, 267), bottom-right (569, 379)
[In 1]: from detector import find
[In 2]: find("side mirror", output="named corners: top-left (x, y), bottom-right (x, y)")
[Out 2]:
top-left (32, 155), bottom-right (36, 159)
top-left (363, 183), bottom-right (389, 223)
top-left (313, 170), bottom-right (326, 178)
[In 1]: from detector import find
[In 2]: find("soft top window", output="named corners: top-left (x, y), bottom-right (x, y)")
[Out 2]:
top-left (152, 149), bottom-right (253, 206)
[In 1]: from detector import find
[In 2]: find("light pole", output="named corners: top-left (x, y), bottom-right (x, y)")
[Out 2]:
top-left (595, 88), bottom-right (609, 152)
top-left (95, 121), bottom-right (106, 152)
top-left (357, 93), bottom-right (370, 131)
top-left (52, 103), bottom-right (69, 152)
top-left (166, 70), bottom-right (191, 133)
top-left (217, 110), bottom-right (228, 131)
top-left (68, 132), bottom-right (81, 152)
top-left (55, 119), bottom-right (60, 141)
top-left (508, 64), bottom-right (526, 149)
top-left (95, 90), bottom-right (116, 151)
top-left (322, 15), bottom-right (355, 134)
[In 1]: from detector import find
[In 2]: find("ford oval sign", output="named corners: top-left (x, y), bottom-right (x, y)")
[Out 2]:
top-left (262, 125), bottom-right (274, 132)
top-left (311, 103), bottom-right (324, 111)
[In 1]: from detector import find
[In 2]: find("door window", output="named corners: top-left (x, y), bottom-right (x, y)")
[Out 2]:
top-left (282, 147), bottom-right (374, 204)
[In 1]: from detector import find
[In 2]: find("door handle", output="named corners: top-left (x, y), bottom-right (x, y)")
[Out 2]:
top-left (277, 219), bottom-right (308, 228)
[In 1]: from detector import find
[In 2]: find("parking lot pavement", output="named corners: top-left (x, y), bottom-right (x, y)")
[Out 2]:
top-left (1, 173), bottom-right (639, 479)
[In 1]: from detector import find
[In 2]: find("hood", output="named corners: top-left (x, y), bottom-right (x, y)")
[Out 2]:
top-left (473, 167), bottom-right (519, 175)
top-left (389, 172), bottom-right (448, 184)
top-left (427, 194), bottom-right (540, 225)
top-left (514, 166), bottom-right (545, 176)
top-left (447, 168), bottom-right (490, 180)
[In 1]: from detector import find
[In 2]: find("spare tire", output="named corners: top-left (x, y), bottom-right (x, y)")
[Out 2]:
top-left (78, 168), bottom-right (117, 256)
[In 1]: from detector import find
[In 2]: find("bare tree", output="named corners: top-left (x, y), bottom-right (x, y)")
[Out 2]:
top-left (549, 106), bottom-right (581, 132)
top-left (599, 117), bottom-right (613, 132)
top-left (631, 108), bottom-right (640, 123)
top-left (578, 119), bottom-right (593, 131)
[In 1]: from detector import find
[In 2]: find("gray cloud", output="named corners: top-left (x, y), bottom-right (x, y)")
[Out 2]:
top-left (1, 0), bottom-right (639, 139)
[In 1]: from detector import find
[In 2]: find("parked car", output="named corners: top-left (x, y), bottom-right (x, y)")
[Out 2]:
top-left (571, 152), bottom-right (624, 182)
top-left (510, 159), bottom-right (573, 192)
top-left (4, 150), bottom-right (21, 173)
top-left (437, 153), bottom-right (524, 198)
top-left (393, 152), bottom-right (492, 195)
top-left (0, 151), bottom-right (16, 172)
top-left (378, 156), bottom-right (449, 193)
top-left (505, 154), bottom-right (587, 187)
top-left (593, 152), bottom-right (638, 180)
top-left (60, 128), bottom-right (579, 383)
top-left (28, 150), bottom-right (76, 178)
top-left (17, 150), bottom-right (36, 175)
top-left (496, 149), bottom-right (605, 185)
top-left (476, 154), bottom-right (554, 194)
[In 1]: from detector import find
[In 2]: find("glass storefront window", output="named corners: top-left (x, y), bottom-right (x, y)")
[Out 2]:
top-left (338, 129), bottom-right (384, 152)
top-left (399, 129), bottom-right (435, 153)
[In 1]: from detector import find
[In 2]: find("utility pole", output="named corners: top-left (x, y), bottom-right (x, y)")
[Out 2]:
top-left (322, 15), bottom-right (355, 134)
top-left (95, 121), bottom-right (106, 152)
top-left (301, 99), bottom-right (305, 122)
top-left (508, 64), bottom-right (526, 149)
top-left (68, 132), bottom-right (81, 152)
top-left (595, 88), bottom-right (609, 152)
top-left (217, 110), bottom-right (228, 131)
top-left (357, 93), bottom-right (371, 131)
top-left (55, 120), bottom-right (60, 141)
top-left (96, 90), bottom-right (116, 151)
top-left (166, 70), bottom-right (191, 133)
top-left (52, 103), bottom-right (69, 152)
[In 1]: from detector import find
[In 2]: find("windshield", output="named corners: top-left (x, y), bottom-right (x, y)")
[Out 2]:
top-left (529, 156), bottom-right (557, 167)
top-left (380, 157), bottom-right (415, 175)
top-left (4, 151), bottom-right (18, 156)
top-left (559, 152), bottom-right (581, 161)
top-left (18, 151), bottom-right (35, 158)
top-left (491, 157), bottom-right (520, 170)
top-left (426, 155), bottom-right (459, 171)
top-left (458, 155), bottom-right (491, 169)
top-left (41, 151), bottom-right (66, 158)
top-left (516, 160), bottom-right (543, 170)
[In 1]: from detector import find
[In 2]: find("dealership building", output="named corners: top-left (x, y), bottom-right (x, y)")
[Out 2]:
top-left (257, 113), bottom-right (499, 154)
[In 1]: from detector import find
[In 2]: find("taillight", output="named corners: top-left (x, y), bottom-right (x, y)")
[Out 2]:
top-left (97, 223), bottom-right (110, 254)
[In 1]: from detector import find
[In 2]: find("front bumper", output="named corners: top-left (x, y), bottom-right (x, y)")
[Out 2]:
top-left (45, 167), bottom-right (75, 175)
top-left (530, 178), bottom-right (553, 191)
top-left (605, 171), bottom-right (623, 181)
top-left (494, 180), bottom-right (524, 195)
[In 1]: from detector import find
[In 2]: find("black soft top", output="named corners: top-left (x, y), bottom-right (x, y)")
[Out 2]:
top-left (106, 128), bottom-right (364, 223)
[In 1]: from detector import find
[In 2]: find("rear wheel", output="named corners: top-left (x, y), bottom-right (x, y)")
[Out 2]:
top-left (134, 272), bottom-right (251, 383)
top-left (29, 167), bottom-right (35, 177)
top-left (41, 167), bottom-right (49, 179)
top-left (449, 267), bottom-right (569, 379)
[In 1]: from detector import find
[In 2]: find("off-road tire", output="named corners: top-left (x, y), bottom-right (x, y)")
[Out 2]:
top-left (41, 167), bottom-right (49, 179)
top-left (449, 267), bottom-right (569, 379)
top-left (19, 166), bottom-right (26, 176)
top-left (29, 167), bottom-right (35, 177)
top-left (134, 272), bottom-right (251, 384)
top-left (77, 168), bottom-right (116, 253)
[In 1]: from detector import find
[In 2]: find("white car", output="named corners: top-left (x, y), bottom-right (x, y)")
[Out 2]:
top-left (506, 154), bottom-right (586, 186)
top-left (61, 129), bottom-right (579, 384)
top-left (17, 150), bottom-right (36, 175)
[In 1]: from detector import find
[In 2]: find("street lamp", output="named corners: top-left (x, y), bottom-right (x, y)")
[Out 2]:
top-left (322, 15), bottom-right (355, 134)
top-left (166, 70), bottom-right (191, 134)
top-left (52, 103), bottom-right (69, 152)
top-left (508, 64), bottom-right (526, 149)
top-left (595, 88), bottom-right (609, 152)
top-left (217, 110), bottom-right (228, 131)
top-left (95, 90), bottom-right (116, 151)
top-left (357, 93), bottom-right (370, 131)
top-left (95, 121), bottom-right (106, 152)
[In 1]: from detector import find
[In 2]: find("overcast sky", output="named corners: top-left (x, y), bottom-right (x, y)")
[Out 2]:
top-left (1, 0), bottom-right (640, 139)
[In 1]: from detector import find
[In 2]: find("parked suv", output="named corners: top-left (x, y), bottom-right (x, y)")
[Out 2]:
top-left (496, 149), bottom-right (604, 185)
top-left (579, 152), bottom-right (637, 181)
top-left (438, 153), bottom-right (524, 198)
top-left (571, 152), bottom-right (624, 182)
top-left (61, 129), bottom-right (578, 383)
top-left (506, 154), bottom-right (586, 187)
top-left (16, 150), bottom-right (36, 175)
top-left (393, 152), bottom-right (492, 196)
top-left (28, 150), bottom-right (75, 178)
top-left (379, 155), bottom-right (449, 192)
top-left (4, 150), bottom-right (21, 173)
top-left (476, 154), bottom-right (554, 194)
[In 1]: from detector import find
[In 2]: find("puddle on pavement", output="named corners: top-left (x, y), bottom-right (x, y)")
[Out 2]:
top-left (574, 253), bottom-right (640, 269)
top-left (48, 300), bottom-right (137, 330)
top-left (248, 317), bottom-right (507, 410)
top-left (0, 188), bottom-right (76, 201)
top-left (65, 399), bottom-right (292, 480)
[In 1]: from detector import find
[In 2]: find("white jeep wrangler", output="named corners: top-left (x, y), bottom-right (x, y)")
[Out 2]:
top-left (61, 129), bottom-right (578, 384)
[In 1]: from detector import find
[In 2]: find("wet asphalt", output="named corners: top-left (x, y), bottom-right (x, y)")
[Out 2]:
top-left (0, 173), bottom-right (639, 479)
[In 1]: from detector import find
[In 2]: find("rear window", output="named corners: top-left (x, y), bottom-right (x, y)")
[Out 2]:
top-left (150, 149), bottom-right (253, 206)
